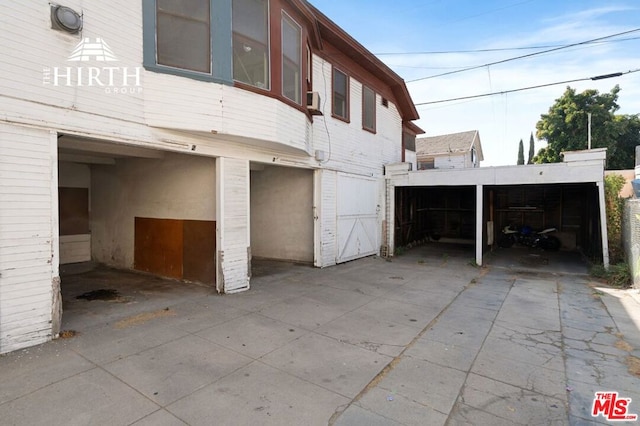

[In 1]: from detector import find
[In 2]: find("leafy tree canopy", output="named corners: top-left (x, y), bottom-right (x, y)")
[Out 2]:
top-left (533, 85), bottom-right (640, 169)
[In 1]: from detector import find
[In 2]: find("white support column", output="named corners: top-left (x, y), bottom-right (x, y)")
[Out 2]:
top-left (50, 130), bottom-right (62, 337)
top-left (597, 180), bottom-right (610, 269)
top-left (476, 184), bottom-right (483, 266)
top-left (387, 178), bottom-right (395, 257)
top-left (216, 157), bottom-right (251, 293)
top-left (313, 169), bottom-right (322, 267)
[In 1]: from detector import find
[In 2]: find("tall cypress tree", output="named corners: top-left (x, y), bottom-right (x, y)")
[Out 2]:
top-left (527, 132), bottom-right (535, 164)
top-left (517, 139), bottom-right (525, 165)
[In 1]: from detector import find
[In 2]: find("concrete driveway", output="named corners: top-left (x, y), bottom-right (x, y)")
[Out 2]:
top-left (1, 245), bottom-right (639, 425)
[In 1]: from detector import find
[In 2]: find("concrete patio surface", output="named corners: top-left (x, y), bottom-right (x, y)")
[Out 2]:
top-left (1, 244), bottom-right (639, 425)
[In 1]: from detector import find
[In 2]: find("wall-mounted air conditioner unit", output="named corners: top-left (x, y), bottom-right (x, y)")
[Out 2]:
top-left (306, 91), bottom-right (322, 115)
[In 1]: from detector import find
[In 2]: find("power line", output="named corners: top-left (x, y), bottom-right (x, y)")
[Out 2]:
top-left (375, 36), bottom-right (640, 56)
top-left (406, 28), bottom-right (640, 83)
top-left (414, 69), bottom-right (640, 106)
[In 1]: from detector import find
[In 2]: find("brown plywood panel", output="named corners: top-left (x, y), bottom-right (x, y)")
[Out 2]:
top-left (59, 187), bottom-right (89, 235)
top-left (183, 220), bottom-right (216, 285)
top-left (134, 217), bottom-right (183, 279)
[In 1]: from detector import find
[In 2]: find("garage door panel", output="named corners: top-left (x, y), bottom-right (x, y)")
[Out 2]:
top-left (336, 174), bottom-right (379, 263)
top-left (337, 217), bottom-right (377, 262)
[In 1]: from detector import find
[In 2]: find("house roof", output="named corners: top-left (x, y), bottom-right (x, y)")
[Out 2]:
top-left (416, 130), bottom-right (484, 161)
top-left (298, 1), bottom-right (422, 128)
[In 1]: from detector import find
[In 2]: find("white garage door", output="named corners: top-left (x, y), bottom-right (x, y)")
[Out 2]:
top-left (336, 173), bottom-right (379, 263)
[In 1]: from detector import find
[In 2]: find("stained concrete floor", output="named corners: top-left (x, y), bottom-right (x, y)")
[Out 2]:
top-left (1, 245), bottom-right (639, 425)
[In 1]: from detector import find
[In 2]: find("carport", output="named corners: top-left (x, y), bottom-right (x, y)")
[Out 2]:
top-left (385, 149), bottom-right (609, 268)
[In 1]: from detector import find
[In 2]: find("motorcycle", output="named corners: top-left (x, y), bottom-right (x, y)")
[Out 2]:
top-left (497, 224), bottom-right (561, 251)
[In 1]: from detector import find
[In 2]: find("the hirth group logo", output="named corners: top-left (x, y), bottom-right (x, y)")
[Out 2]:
top-left (67, 38), bottom-right (118, 62)
top-left (43, 38), bottom-right (142, 94)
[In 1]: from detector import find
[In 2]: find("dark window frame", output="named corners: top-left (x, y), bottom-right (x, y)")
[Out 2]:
top-left (332, 67), bottom-right (349, 122)
top-left (232, 0), bottom-right (271, 90)
top-left (362, 85), bottom-right (376, 133)
top-left (142, 0), bottom-right (314, 117)
top-left (281, 11), bottom-right (302, 104)
top-left (143, 0), bottom-right (232, 85)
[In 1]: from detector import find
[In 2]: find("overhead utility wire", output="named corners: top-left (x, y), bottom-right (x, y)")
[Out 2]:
top-left (375, 36), bottom-right (640, 55)
top-left (414, 69), bottom-right (640, 106)
top-left (406, 28), bottom-right (640, 83)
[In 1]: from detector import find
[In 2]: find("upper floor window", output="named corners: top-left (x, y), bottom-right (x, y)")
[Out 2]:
top-left (233, 0), bottom-right (270, 89)
top-left (144, 0), bottom-right (311, 109)
top-left (332, 67), bottom-right (349, 120)
top-left (363, 85), bottom-right (376, 132)
top-left (282, 13), bottom-right (301, 103)
top-left (419, 158), bottom-right (435, 170)
top-left (403, 132), bottom-right (416, 152)
top-left (156, 0), bottom-right (211, 74)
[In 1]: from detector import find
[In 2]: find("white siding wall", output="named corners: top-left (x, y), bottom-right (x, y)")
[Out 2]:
top-left (91, 153), bottom-right (216, 268)
top-left (1, 2), bottom-right (311, 158)
top-left (0, 2), bottom-right (411, 350)
top-left (434, 154), bottom-right (467, 169)
top-left (216, 158), bottom-right (250, 293)
top-left (310, 56), bottom-right (403, 177)
top-left (316, 170), bottom-right (338, 267)
top-left (309, 56), bottom-right (403, 265)
top-left (0, 124), bottom-right (56, 354)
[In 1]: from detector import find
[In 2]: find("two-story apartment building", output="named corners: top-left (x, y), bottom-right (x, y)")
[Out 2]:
top-left (0, 1), bottom-right (422, 353)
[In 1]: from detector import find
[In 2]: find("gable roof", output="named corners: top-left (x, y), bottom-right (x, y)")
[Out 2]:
top-left (416, 130), bottom-right (483, 161)
top-left (297, 1), bottom-right (421, 127)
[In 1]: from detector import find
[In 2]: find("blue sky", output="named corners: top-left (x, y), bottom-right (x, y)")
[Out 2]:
top-left (309, 0), bottom-right (640, 166)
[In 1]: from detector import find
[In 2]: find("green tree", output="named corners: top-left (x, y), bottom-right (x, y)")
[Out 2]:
top-left (527, 132), bottom-right (535, 164)
top-left (533, 85), bottom-right (637, 169)
top-left (517, 139), bottom-right (524, 165)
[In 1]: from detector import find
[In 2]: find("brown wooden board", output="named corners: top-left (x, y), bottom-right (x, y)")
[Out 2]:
top-left (134, 217), bottom-right (183, 279)
top-left (183, 220), bottom-right (216, 285)
top-left (58, 187), bottom-right (89, 235)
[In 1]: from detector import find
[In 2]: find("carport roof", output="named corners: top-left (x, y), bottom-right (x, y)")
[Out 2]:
top-left (387, 148), bottom-right (606, 186)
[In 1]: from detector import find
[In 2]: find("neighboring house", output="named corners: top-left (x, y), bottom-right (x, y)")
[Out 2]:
top-left (0, 1), bottom-right (422, 353)
top-left (416, 130), bottom-right (483, 170)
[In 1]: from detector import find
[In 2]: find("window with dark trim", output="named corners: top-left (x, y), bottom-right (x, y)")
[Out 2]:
top-left (403, 132), bottom-right (416, 152)
top-left (419, 158), bottom-right (435, 170)
top-left (232, 0), bottom-right (270, 89)
top-left (362, 85), bottom-right (376, 132)
top-left (156, 0), bottom-right (211, 74)
top-left (143, 0), bottom-right (313, 110)
top-left (332, 67), bottom-right (348, 120)
top-left (282, 13), bottom-right (302, 104)
top-left (143, 0), bottom-right (232, 83)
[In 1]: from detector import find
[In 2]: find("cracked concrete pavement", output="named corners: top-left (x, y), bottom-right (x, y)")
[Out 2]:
top-left (0, 245), bottom-right (639, 425)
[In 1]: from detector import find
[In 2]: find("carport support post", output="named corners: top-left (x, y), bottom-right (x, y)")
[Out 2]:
top-left (475, 184), bottom-right (483, 267)
top-left (597, 181), bottom-right (610, 270)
